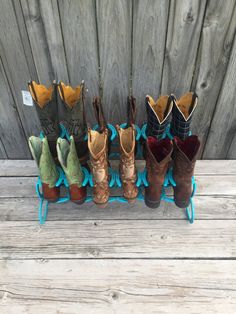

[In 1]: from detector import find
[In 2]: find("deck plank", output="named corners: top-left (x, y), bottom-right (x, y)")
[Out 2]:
top-left (0, 220), bottom-right (236, 259)
top-left (0, 260), bottom-right (236, 314)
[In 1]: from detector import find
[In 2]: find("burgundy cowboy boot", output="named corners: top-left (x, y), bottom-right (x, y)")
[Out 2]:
top-left (28, 81), bottom-right (59, 159)
top-left (145, 137), bottom-right (173, 208)
top-left (172, 135), bottom-right (200, 208)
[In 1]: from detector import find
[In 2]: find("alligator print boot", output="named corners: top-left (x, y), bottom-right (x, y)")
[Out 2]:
top-left (145, 137), bottom-right (173, 208)
top-left (172, 135), bottom-right (200, 208)
top-left (88, 128), bottom-right (110, 207)
top-left (28, 136), bottom-right (60, 202)
top-left (57, 81), bottom-right (88, 164)
top-left (28, 81), bottom-right (59, 159)
top-left (57, 136), bottom-right (86, 204)
top-left (116, 124), bottom-right (138, 202)
top-left (170, 92), bottom-right (198, 140)
top-left (146, 95), bottom-right (174, 139)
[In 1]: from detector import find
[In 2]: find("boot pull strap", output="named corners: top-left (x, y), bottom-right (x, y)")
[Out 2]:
top-left (127, 96), bottom-right (137, 127)
top-left (189, 92), bottom-right (198, 114)
top-left (93, 96), bottom-right (107, 131)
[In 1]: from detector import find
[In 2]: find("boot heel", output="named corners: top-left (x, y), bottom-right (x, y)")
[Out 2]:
top-left (144, 197), bottom-right (161, 209)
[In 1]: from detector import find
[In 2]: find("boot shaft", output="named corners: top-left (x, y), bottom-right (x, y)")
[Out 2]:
top-left (170, 92), bottom-right (198, 140)
top-left (146, 95), bottom-right (173, 139)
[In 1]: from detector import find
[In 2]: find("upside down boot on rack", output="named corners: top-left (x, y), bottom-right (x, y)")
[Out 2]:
top-left (170, 92), bottom-right (198, 140)
top-left (172, 135), bottom-right (200, 208)
top-left (57, 81), bottom-right (88, 164)
top-left (146, 95), bottom-right (174, 139)
top-left (28, 136), bottom-right (60, 202)
top-left (145, 137), bottom-right (173, 208)
top-left (57, 136), bottom-right (86, 204)
top-left (28, 81), bottom-right (59, 159)
top-left (116, 124), bottom-right (138, 201)
top-left (88, 128), bottom-right (110, 206)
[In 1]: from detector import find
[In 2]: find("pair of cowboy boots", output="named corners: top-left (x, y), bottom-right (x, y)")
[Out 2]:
top-left (88, 97), bottom-right (138, 206)
top-left (28, 81), bottom-right (87, 204)
top-left (145, 92), bottom-right (200, 208)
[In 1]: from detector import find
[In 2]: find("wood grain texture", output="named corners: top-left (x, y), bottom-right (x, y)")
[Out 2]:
top-left (132, 0), bottom-right (170, 124)
top-left (1, 159), bottom-right (236, 176)
top-left (0, 58), bottom-right (30, 158)
top-left (0, 220), bottom-right (236, 258)
top-left (191, 0), bottom-right (236, 154)
top-left (58, 0), bottom-right (99, 124)
top-left (227, 133), bottom-right (236, 159)
top-left (21, 0), bottom-right (69, 84)
top-left (1, 260), bottom-right (236, 314)
top-left (161, 0), bottom-right (207, 96)
top-left (96, 0), bottom-right (132, 124)
top-left (0, 0), bottom-right (41, 137)
top-left (0, 140), bottom-right (7, 159)
top-left (203, 36), bottom-right (236, 158)
top-left (0, 196), bottom-right (235, 221)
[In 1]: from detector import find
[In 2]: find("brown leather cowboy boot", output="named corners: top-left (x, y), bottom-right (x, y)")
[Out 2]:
top-left (145, 137), bottom-right (173, 208)
top-left (88, 128), bottom-right (110, 206)
top-left (170, 92), bottom-right (198, 140)
top-left (172, 135), bottom-right (200, 208)
top-left (28, 81), bottom-right (59, 159)
top-left (116, 124), bottom-right (138, 202)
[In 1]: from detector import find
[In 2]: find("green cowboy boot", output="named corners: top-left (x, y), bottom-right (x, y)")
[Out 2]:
top-left (57, 81), bottom-right (88, 164)
top-left (57, 136), bottom-right (86, 204)
top-left (28, 136), bottom-right (60, 202)
top-left (28, 81), bottom-right (59, 159)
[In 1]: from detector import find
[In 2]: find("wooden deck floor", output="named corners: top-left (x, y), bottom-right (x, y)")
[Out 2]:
top-left (0, 160), bottom-right (236, 313)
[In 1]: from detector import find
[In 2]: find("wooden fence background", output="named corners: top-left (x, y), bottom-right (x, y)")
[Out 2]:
top-left (0, 0), bottom-right (235, 159)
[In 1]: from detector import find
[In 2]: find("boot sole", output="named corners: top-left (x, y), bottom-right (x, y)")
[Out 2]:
top-left (144, 197), bottom-right (161, 209)
top-left (71, 198), bottom-right (86, 205)
top-left (174, 199), bottom-right (190, 208)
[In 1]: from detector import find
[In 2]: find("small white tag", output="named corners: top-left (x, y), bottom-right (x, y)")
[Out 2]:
top-left (22, 90), bottom-right (33, 106)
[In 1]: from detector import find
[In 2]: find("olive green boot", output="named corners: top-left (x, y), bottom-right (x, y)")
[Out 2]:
top-left (57, 136), bottom-right (86, 204)
top-left (28, 136), bottom-right (60, 201)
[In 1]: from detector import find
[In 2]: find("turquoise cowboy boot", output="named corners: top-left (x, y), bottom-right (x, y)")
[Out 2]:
top-left (28, 136), bottom-right (60, 201)
top-left (57, 136), bottom-right (86, 204)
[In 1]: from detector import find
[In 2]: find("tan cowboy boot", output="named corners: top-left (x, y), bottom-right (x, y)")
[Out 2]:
top-left (116, 124), bottom-right (138, 201)
top-left (88, 128), bottom-right (110, 206)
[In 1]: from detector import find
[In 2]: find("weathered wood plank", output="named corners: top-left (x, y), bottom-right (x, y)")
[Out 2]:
top-left (58, 0), bottom-right (99, 123)
top-left (203, 36), bottom-right (236, 158)
top-left (21, 0), bottom-right (69, 83)
top-left (191, 1), bottom-right (236, 154)
top-left (0, 0), bottom-right (41, 136)
top-left (0, 140), bottom-right (7, 159)
top-left (227, 133), bottom-right (236, 159)
top-left (132, 0), bottom-right (170, 124)
top-left (0, 196), bottom-right (235, 221)
top-left (0, 175), bottom-right (235, 198)
top-left (96, 0), bottom-right (132, 124)
top-left (161, 0), bottom-right (207, 96)
top-left (0, 220), bottom-right (236, 258)
top-left (1, 260), bottom-right (236, 314)
top-left (1, 160), bottom-right (236, 176)
top-left (0, 58), bottom-right (30, 158)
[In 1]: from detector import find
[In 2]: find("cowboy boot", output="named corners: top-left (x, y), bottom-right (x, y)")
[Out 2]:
top-left (28, 136), bottom-right (60, 202)
top-left (28, 81), bottom-right (59, 159)
top-left (116, 124), bottom-right (138, 202)
top-left (172, 135), bottom-right (200, 208)
top-left (146, 95), bottom-right (173, 139)
top-left (145, 137), bottom-right (173, 208)
top-left (57, 136), bottom-right (86, 204)
top-left (170, 92), bottom-right (198, 140)
top-left (88, 128), bottom-right (110, 206)
top-left (57, 81), bottom-right (88, 164)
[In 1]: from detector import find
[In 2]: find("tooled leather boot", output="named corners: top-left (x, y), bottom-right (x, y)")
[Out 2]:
top-left (88, 128), bottom-right (110, 206)
top-left (28, 81), bottom-right (59, 159)
top-left (172, 135), bottom-right (200, 208)
top-left (28, 136), bottom-right (60, 202)
top-left (57, 81), bottom-right (88, 164)
top-left (116, 124), bottom-right (138, 202)
top-left (146, 94), bottom-right (174, 139)
top-left (57, 136), bottom-right (86, 204)
top-left (170, 92), bottom-right (198, 140)
top-left (145, 137), bottom-right (173, 208)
